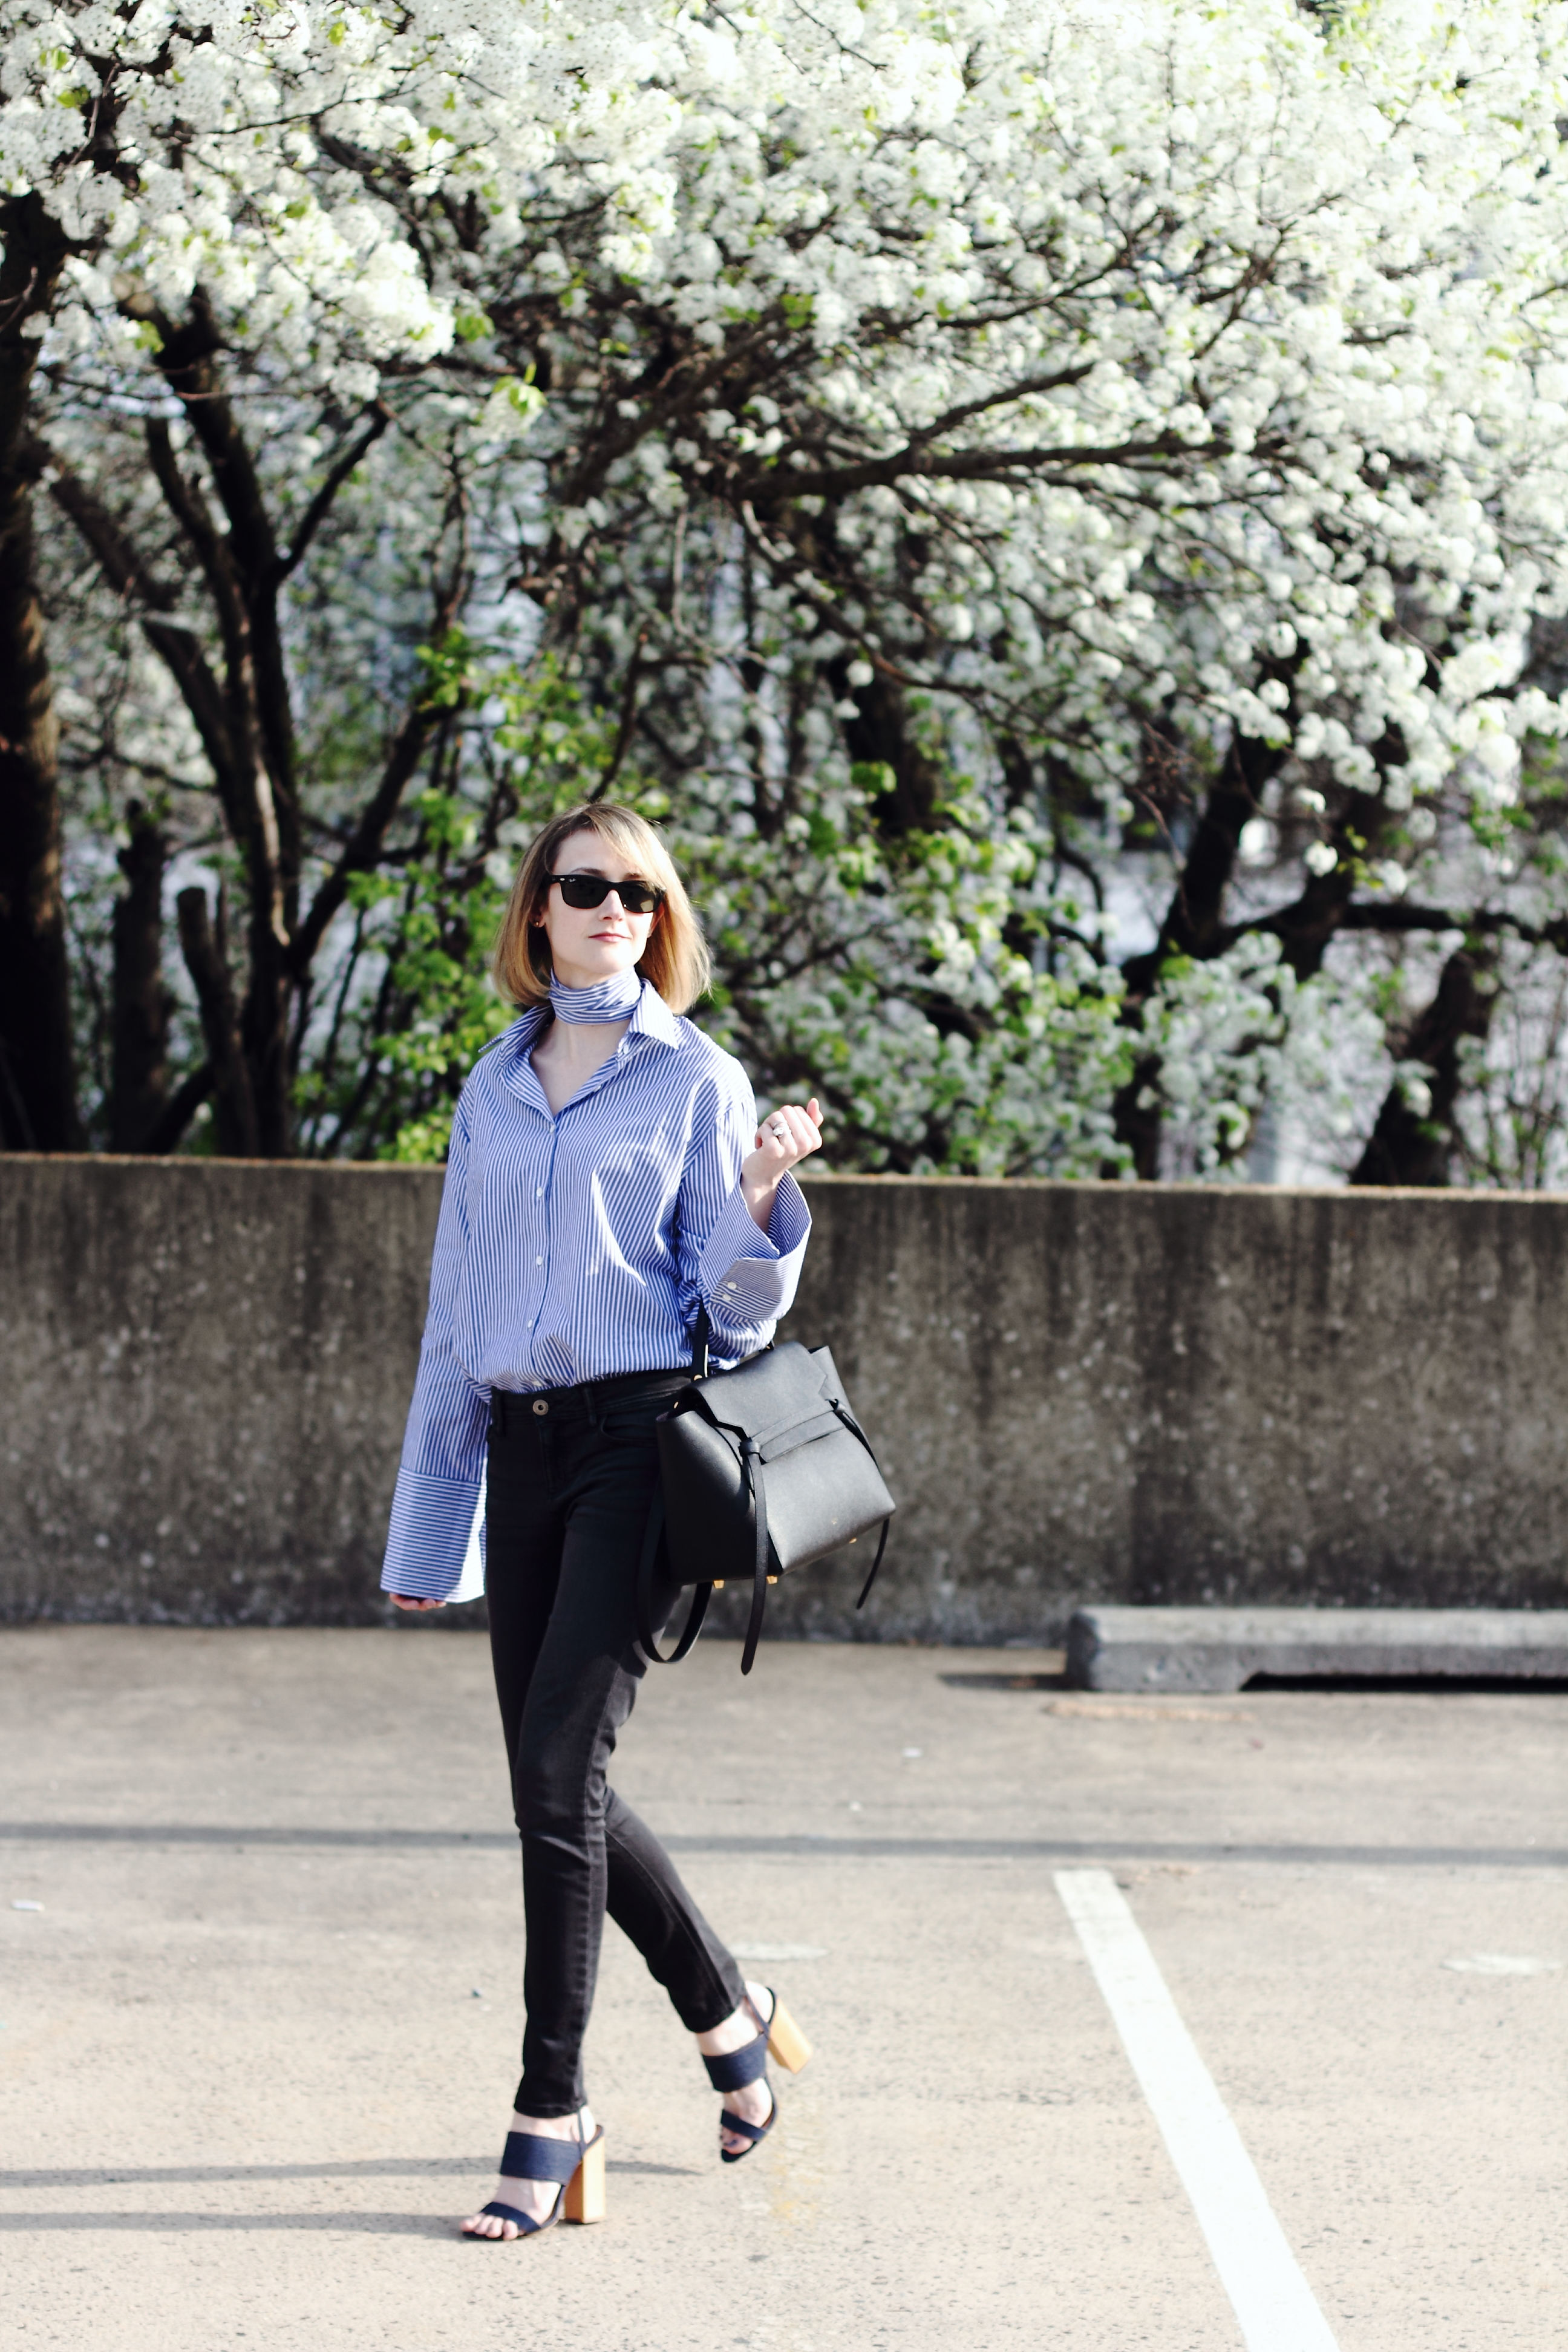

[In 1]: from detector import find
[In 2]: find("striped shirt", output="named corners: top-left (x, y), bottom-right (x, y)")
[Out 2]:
top-left (381, 982), bottom-right (811, 1600)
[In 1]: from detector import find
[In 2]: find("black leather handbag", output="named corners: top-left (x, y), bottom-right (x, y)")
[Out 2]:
top-left (636, 1310), bottom-right (895, 1674)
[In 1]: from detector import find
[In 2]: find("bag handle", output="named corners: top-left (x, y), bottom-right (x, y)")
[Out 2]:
top-left (635, 1488), bottom-right (713, 1665)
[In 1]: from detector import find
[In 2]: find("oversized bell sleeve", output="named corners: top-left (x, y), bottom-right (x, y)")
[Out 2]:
top-left (380, 1101), bottom-right (492, 1601)
top-left (678, 1070), bottom-right (812, 1362)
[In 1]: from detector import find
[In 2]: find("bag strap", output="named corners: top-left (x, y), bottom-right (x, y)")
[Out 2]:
top-left (690, 1304), bottom-right (710, 1380)
top-left (856, 1515), bottom-right (890, 1611)
top-left (829, 1402), bottom-right (891, 1612)
top-left (635, 1487), bottom-right (713, 1665)
top-left (740, 1436), bottom-right (769, 1676)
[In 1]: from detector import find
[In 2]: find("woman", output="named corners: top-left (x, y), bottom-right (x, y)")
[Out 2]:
top-left (384, 802), bottom-right (822, 2241)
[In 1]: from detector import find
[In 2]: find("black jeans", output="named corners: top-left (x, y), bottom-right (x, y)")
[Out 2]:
top-left (485, 1371), bottom-right (745, 2118)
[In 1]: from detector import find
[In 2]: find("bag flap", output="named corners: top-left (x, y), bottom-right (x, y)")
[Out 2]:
top-left (691, 1341), bottom-right (830, 1437)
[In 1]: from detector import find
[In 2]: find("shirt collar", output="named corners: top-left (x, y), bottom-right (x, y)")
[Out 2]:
top-left (627, 981), bottom-right (682, 1048)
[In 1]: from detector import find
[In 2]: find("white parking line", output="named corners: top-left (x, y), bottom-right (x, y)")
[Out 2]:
top-left (1055, 1867), bottom-right (1340, 2352)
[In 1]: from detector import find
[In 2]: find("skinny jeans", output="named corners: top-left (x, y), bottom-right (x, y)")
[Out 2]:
top-left (485, 1371), bottom-right (745, 2118)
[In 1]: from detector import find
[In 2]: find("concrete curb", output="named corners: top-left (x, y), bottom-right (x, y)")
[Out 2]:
top-left (1066, 1606), bottom-right (1568, 1693)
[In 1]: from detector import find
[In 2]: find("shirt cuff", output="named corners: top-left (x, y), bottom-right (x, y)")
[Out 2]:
top-left (381, 1467), bottom-right (485, 1602)
top-left (699, 1172), bottom-right (812, 1322)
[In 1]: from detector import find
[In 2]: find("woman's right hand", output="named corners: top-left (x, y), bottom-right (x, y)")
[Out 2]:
top-left (391, 1594), bottom-right (445, 1611)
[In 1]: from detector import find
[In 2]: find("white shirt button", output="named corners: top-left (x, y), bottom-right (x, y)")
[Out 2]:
top-left (725, 1282), bottom-right (738, 1292)
top-left (535, 1256), bottom-right (544, 1267)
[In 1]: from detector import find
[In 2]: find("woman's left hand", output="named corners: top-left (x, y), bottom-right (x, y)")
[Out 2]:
top-left (742, 1096), bottom-right (822, 1229)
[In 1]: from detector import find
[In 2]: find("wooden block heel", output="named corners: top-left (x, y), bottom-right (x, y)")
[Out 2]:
top-left (765, 2000), bottom-right (812, 2074)
top-left (562, 2130), bottom-right (606, 2224)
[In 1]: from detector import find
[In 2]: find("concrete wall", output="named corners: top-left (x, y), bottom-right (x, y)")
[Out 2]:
top-left (2, 1157), bottom-right (1566, 1638)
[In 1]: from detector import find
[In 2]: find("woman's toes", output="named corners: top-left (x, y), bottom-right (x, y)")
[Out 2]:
top-left (463, 2210), bottom-right (511, 2239)
top-left (719, 2077), bottom-right (774, 2153)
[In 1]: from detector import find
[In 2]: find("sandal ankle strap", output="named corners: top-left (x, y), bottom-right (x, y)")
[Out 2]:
top-left (702, 2031), bottom-right (768, 2092)
top-left (501, 2128), bottom-right (583, 2185)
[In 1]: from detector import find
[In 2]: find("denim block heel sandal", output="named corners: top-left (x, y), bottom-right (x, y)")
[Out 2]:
top-left (463, 2110), bottom-right (606, 2238)
top-left (704, 1987), bottom-right (812, 2164)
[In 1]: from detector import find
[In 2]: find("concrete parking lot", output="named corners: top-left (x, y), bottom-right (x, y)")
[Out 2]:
top-left (1, 1626), bottom-right (1564, 2350)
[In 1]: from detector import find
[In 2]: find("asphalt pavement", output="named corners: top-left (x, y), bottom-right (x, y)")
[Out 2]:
top-left (1, 1626), bottom-right (1564, 2350)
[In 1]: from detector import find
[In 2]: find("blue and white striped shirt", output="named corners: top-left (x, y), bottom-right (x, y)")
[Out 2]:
top-left (381, 982), bottom-right (811, 1600)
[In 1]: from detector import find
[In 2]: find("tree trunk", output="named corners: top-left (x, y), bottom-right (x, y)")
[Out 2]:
top-left (176, 886), bottom-right (260, 1157)
top-left (0, 195), bottom-right (83, 1151)
top-left (1106, 1053), bottom-right (1163, 1181)
top-left (109, 806), bottom-right (172, 1150)
top-left (122, 299), bottom-right (298, 1154)
top-left (826, 659), bottom-right (942, 836)
top-left (1350, 946), bottom-right (1497, 1186)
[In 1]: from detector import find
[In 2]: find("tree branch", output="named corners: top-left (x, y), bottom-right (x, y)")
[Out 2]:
top-left (136, 292), bottom-right (282, 583)
top-left (589, 632), bottom-right (648, 801)
top-left (1244, 900), bottom-right (1568, 955)
top-left (748, 427), bottom-right (1230, 508)
top-left (31, 434), bottom-right (181, 610)
top-left (288, 697), bottom-right (436, 978)
top-left (37, 437), bottom-right (247, 818)
top-left (132, 291), bottom-right (300, 903)
top-left (144, 416), bottom-right (248, 665)
top-left (890, 362), bottom-right (1099, 448)
top-left (270, 403), bottom-right (391, 585)
top-left (131, 1060), bottom-right (213, 1155)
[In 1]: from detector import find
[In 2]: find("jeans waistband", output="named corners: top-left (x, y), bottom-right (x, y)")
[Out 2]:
top-left (489, 1365), bottom-right (691, 1437)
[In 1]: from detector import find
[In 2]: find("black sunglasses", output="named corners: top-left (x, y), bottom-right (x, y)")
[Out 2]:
top-left (547, 871), bottom-right (665, 915)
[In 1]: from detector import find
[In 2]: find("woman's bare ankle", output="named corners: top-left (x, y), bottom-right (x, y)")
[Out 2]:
top-left (511, 2104), bottom-right (594, 2138)
top-left (695, 1981), bottom-right (769, 2057)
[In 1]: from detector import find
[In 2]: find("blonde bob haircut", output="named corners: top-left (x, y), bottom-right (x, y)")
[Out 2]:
top-left (492, 802), bottom-right (711, 1014)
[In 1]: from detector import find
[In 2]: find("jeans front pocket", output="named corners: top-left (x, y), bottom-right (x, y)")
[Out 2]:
top-left (596, 1402), bottom-right (670, 1449)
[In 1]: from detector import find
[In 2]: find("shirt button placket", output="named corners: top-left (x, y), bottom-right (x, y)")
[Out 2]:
top-left (529, 1134), bottom-right (557, 1374)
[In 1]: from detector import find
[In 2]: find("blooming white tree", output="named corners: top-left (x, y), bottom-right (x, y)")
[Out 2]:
top-left (2, 0), bottom-right (661, 1145)
top-left (8, 0), bottom-right (1568, 1174)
